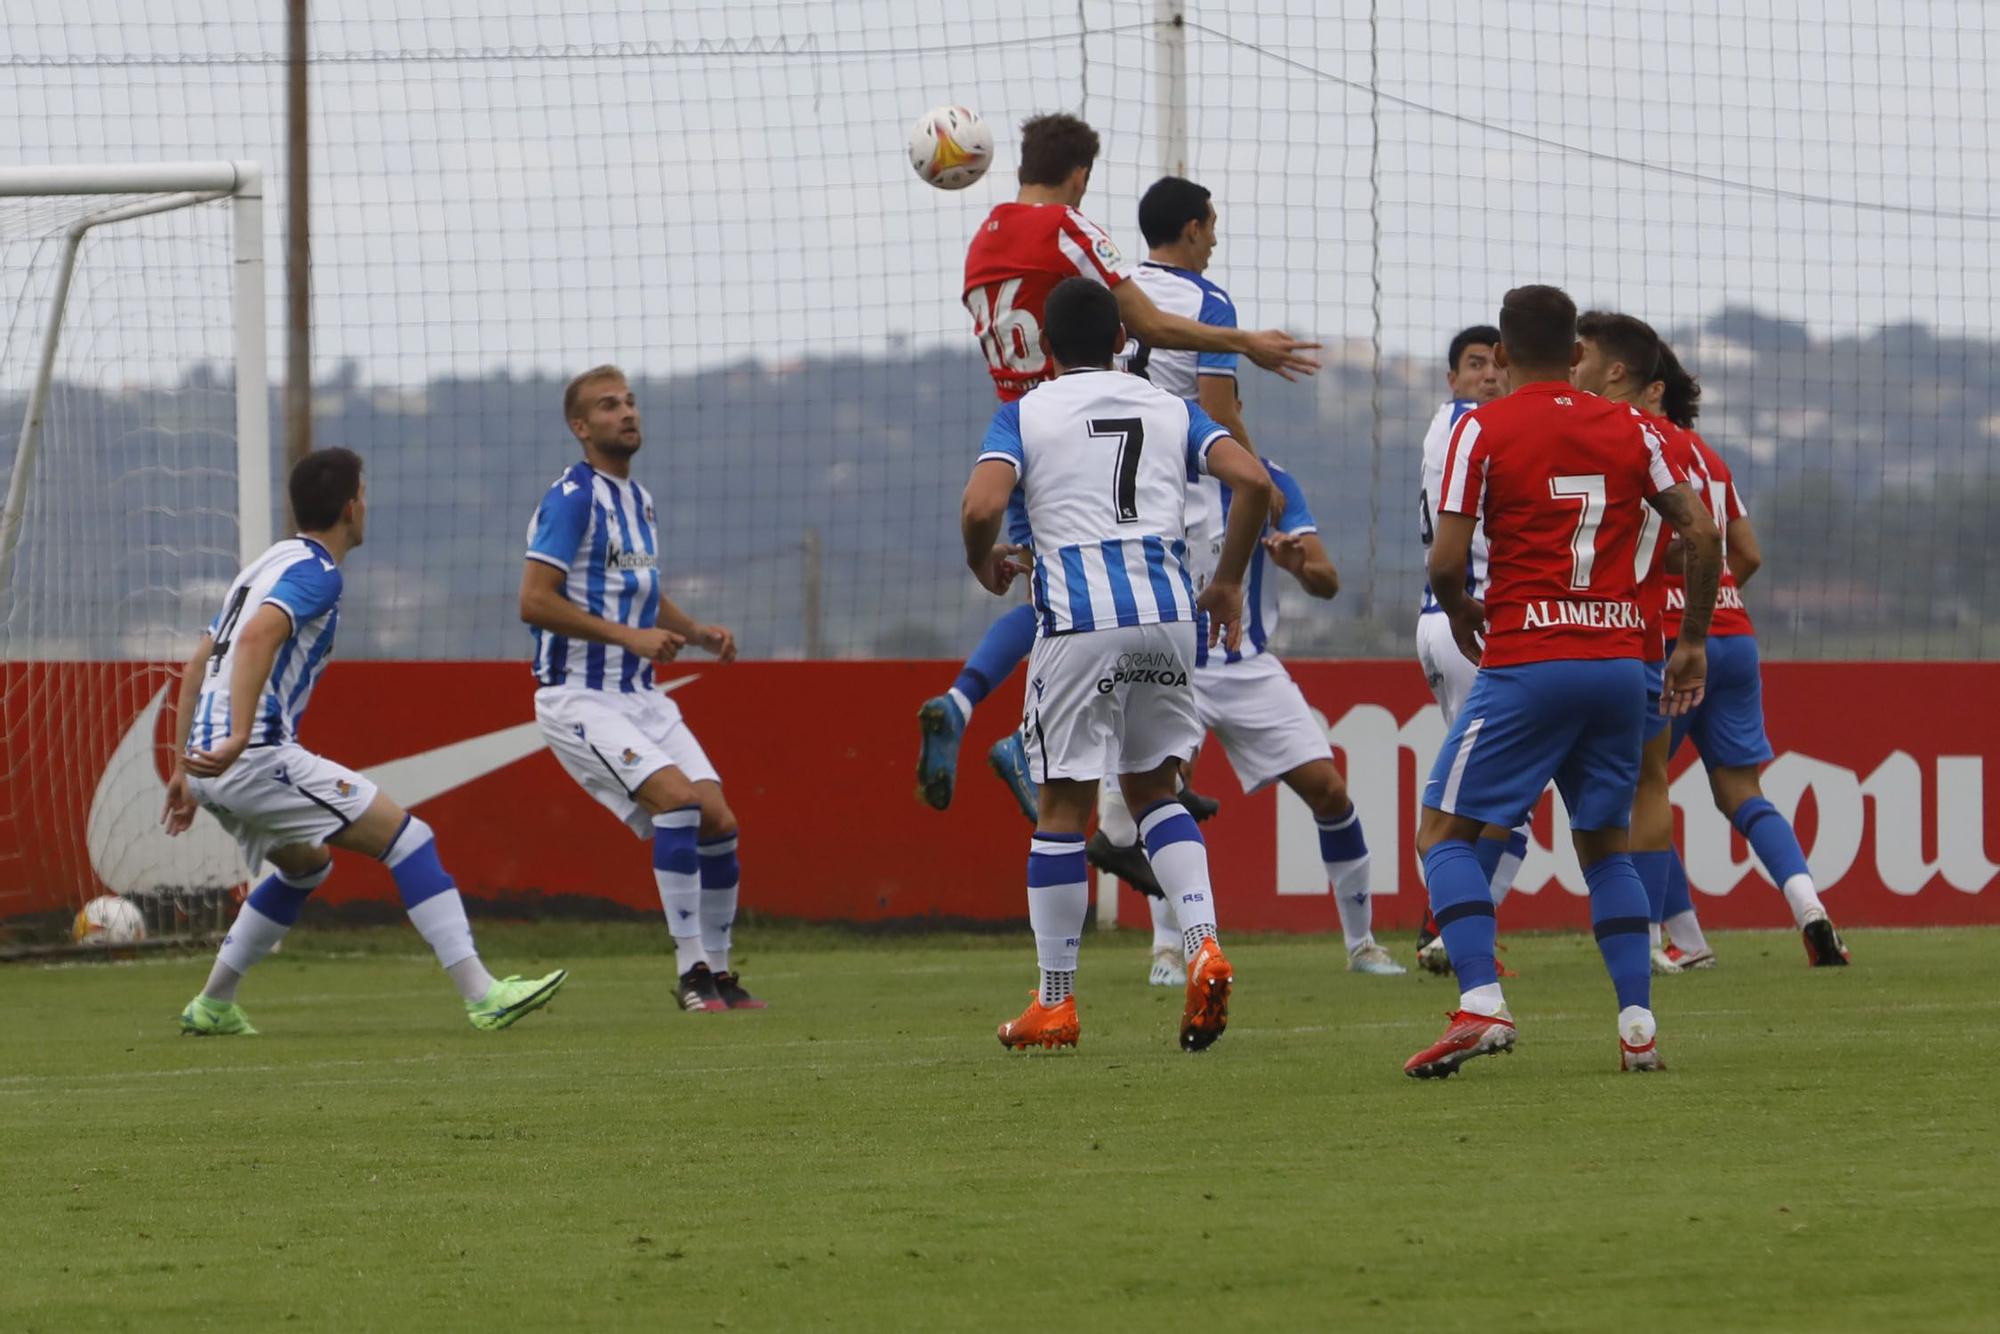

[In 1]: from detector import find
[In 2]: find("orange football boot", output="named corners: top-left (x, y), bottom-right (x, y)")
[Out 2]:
top-left (1179, 937), bottom-right (1233, 1052)
top-left (996, 993), bottom-right (1079, 1050)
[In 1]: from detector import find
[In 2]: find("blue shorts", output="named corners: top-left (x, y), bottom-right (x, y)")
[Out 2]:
top-left (1666, 634), bottom-right (1774, 768)
top-left (1643, 657), bottom-right (1671, 742)
top-left (1423, 659), bottom-right (1646, 832)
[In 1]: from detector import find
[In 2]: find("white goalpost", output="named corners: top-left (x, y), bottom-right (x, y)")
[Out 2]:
top-left (0, 161), bottom-right (268, 950)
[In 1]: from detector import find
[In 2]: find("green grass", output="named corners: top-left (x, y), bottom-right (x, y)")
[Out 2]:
top-left (3, 924), bottom-right (1995, 1332)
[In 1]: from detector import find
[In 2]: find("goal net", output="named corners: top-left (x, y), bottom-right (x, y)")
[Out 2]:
top-left (0, 164), bottom-right (269, 951)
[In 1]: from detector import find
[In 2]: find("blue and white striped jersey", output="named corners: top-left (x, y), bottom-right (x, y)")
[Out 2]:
top-left (189, 537), bottom-right (343, 750)
top-left (1187, 459), bottom-right (1318, 668)
top-left (524, 459), bottom-right (662, 691)
top-left (1418, 398), bottom-right (1487, 612)
top-left (1115, 261), bottom-right (1239, 397)
top-left (978, 369), bottom-right (1231, 637)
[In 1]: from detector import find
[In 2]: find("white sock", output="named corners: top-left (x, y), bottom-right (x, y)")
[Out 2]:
top-left (1147, 892), bottom-right (1179, 953)
top-left (1327, 853), bottom-right (1374, 952)
top-left (205, 904), bottom-right (289, 1003)
top-left (406, 890), bottom-right (496, 1002)
top-left (1028, 834), bottom-right (1088, 1005)
top-left (1780, 873), bottom-right (1826, 929)
top-left (1649, 921), bottom-right (1663, 951)
top-left (1099, 783), bottom-right (1138, 847)
top-left (1460, 982), bottom-right (1509, 1018)
top-left (1665, 911), bottom-right (1709, 956)
top-left (1491, 824), bottom-right (1530, 906)
top-left (946, 686), bottom-right (974, 723)
top-left (1138, 802), bottom-right (1218, 961)
top-left (652, 807), bottom-right (705, 974)
top-left (1619, 1005), bottom-right (1657, 1046)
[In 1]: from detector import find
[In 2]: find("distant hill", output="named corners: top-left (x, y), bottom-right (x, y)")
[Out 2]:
top-left (3, 310), bottom-right (1994, 664)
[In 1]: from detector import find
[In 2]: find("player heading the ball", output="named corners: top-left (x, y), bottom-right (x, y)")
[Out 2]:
top-left (917, 113), bottom-right (1321, 816)
top-left (961, 276), bottom-right (1275, 1054)
top-left (166, 448), bottom-right (568, 1036)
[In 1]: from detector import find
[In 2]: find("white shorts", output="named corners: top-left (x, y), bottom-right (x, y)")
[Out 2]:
top-left (1417, 611), bottom-right (1479, 724)
top-left (1192, 653), bottom-right (1334, 793)
top-left (188, 742), bottom-right (379, 872)
top-left (535, 686), bottom-right (720, 839)
top-left (1021, 622), bottom-right (1203, 783)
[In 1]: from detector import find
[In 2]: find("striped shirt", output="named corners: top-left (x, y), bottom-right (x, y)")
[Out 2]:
top-left (189, 537), bottom-right (342, 750)
top-left (1187, 459), bottom-right (1317, 668)
top-left (1116, 261), bottom-right (1239, 397)
top-left (977, 370), bottom-right (1230, 636)
top-left (1419, 398), bottom-right (1486, 612)
top-left (524, 459), bottom-right (662, 691)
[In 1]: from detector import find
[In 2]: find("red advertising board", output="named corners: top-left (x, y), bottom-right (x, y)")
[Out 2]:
top-left (3, 659), bottom-right (1995, 931)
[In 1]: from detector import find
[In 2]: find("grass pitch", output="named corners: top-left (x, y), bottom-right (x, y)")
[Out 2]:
top-left (2, 923), bottom-right (1995, 1332)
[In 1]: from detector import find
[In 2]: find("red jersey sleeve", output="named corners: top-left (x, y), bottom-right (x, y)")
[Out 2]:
top-left (1436, 413), bottom-right (1487, 517)
top-left (1633, 413), bottom-right (1684, 496)
top-left (1054, 208), bottom-right (1133, 288)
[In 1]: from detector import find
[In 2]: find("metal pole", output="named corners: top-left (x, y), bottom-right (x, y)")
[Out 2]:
top-left (1157, 0), bottom-right (1188, 178)
top-left (1364, 0), bottom-right (1385, 628)
top-left (232, 163), bottom-right (272, 563)
top-left (284, 0), bottom-right (312, 489)
top-left (801, 527), bottom-right (824, 659)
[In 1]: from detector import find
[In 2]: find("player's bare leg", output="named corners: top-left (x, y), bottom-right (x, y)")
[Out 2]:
top-left (1631, 726), bottom-right (1683, 975)
top-left (633, 766), bottom-right (731, 1011)
top-left (1122, 758), bottom-right (1233, 1052)
top-left (998, 775), bottom-right (1093, 1051)
top-left (182, 793), bottom-right (567, 1034)
top-left (1707, 765), bottom-right (1848, 966)
top-left (1280, 758), bottom-right (1403, 975)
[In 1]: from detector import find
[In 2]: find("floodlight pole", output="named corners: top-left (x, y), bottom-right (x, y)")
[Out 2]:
top-left (284, 0), bottom-right (312, 487)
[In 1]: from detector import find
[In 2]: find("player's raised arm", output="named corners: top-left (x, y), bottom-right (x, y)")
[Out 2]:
top-left (1113, 278), bottom-right (1319, 379)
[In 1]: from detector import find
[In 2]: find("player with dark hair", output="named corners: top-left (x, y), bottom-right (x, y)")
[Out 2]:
top-left (1404, 285), bottom-right (1722, 1079)
top-left (166, 449), bottom-right (567, 1035)
top-left (1087, 173), bottom-right (1401, 982)
top-left (1573, 310), bottom-right (1691, 972)
top-left (962, 277), bottom-right (1273, 1052)
top-left (1412, 323), bottom-right (1510, 972)
top-left (1650, 345), bottom-right (1850, 967)
top-left (916, 114), bottom-right (1319, 818)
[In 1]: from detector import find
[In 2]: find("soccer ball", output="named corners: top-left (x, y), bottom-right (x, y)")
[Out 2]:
top-left (73, 894), bottom-right (146, 946)
top-left (908, 105), bottom-right (993, 190)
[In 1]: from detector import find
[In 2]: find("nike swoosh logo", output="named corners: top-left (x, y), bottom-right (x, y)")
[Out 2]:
top-left (86, 675), bottom-right (702, 890)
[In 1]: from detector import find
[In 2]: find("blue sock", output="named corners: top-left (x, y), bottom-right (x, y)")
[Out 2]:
top-left (1315, 805), bottom-right (1366, 863)
top-left (1423, 840), bottom-right (1497, 990)
top-left (1584, 855), bottom-right (1652, 1011)
top-left (244, 864), bottom-right (328, 926)
top-left (1732, 796), bottom-right (1810, 885)
top-left (1472, 837), bottom-right (1507, 892)
top-left (698, 833), bottom-right (740, 971)
top-left (383, 816), bottom-right (454, 908)
top-left (1632, 849), bottom-right (1673, 925)
top-left (952, 603), bottom-right (1037, 710)
top-left (1663, 849), bottom-right (1694, 920)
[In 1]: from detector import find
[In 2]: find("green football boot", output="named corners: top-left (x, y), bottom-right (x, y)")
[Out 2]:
top-left (179, 994), bottom-right (258, 1036)
top-left (466, 969), bottom-right (569, 1031)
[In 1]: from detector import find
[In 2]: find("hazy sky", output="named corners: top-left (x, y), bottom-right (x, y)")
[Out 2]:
top-left (2, 0), bottom-right (1995, 384)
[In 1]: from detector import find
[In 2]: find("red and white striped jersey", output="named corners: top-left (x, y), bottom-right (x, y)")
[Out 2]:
top-left (1637, 410), bottom-right (1711, 660)
top-left (1663, 430), bottom-right (1755, 640)
top-left (963, 202), bottom-right (1133, 402)
top-left (1437, 383), bottom-right (1683, 667)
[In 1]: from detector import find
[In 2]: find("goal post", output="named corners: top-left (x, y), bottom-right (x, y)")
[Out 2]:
top-left (0, 161), bottom-right (270, 585)
top-left (0, 161), bottom-right (269, 951)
